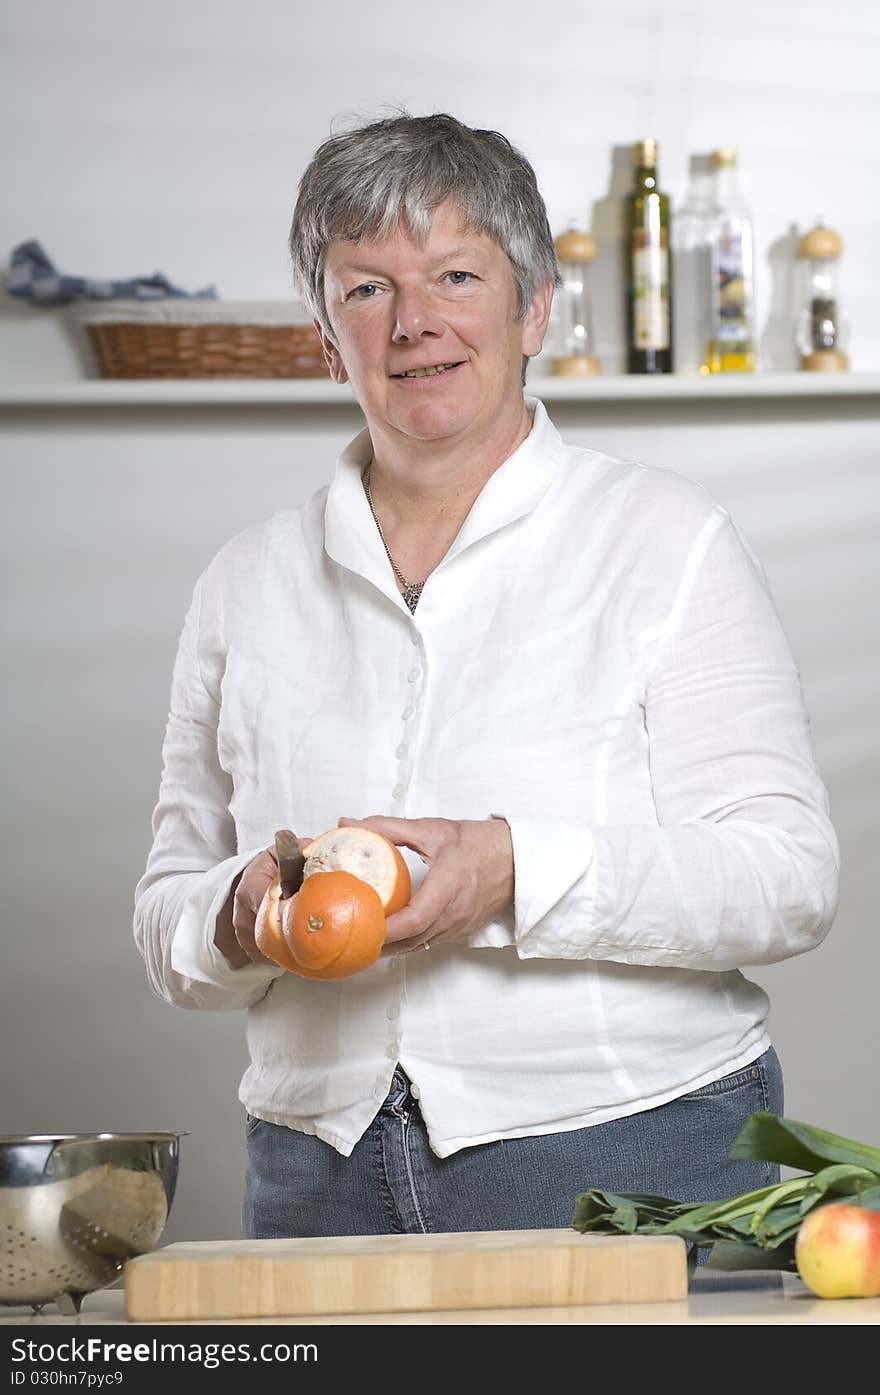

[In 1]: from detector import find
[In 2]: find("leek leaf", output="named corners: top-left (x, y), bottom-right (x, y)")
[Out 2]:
top-left (729, 1112), bottom-right (880, 1174)
top-left (706, 1240), bottom-right (798, 1273)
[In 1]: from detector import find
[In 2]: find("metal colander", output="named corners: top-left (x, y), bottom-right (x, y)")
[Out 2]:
top-left (0, 1133), bottom-right (183, 1314)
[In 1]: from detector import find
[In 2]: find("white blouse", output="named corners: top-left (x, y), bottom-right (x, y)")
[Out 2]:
top-left (134, 400), bottom-right (839, 1158)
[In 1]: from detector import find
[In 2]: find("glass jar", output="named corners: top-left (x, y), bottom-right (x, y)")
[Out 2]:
top-left (796, 220), bottom-right (850, 371)
top-left (551, 226), bottom-right (600, 375)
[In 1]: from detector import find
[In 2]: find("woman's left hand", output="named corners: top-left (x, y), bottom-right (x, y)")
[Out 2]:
top-left (336, 815), bottom-right (514, 955)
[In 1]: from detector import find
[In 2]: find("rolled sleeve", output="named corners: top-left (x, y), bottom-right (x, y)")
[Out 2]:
top-left (492, 813), bottom-right (598, 958)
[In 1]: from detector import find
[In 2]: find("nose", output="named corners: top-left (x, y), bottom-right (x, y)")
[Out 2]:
top-left (392, 285), bottom-right (443, 343)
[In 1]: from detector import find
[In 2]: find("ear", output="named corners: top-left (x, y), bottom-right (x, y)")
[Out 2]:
top-left (314, 319), bottom-right (349, 384)
top-left (521, 278), bottom-right (555, 358)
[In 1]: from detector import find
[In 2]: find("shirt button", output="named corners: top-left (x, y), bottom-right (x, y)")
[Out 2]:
top-left (411, 632), bottom-right (420, 645)
top-left (392, 784), bottom-right (404, 799)
top-left (407, 669), bottom-right (420, 683)
top-left (396, 743), bottom-right (408, 758)
top-left (386, 1003), bottom-right (399, 1020)
top-left (409, 1082), bottom-right (421, 1100)
top-left (386, 1044), bottom-right (398, 1060)
top-left (402, 705), bottom-right (414, 720)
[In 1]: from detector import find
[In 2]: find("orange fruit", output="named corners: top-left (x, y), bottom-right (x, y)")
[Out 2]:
top-left (255, 823), bottom-right (411, 981)
top-left (301, 827), bottom-right (410, 915)
top-left (254, 877), bottom-right (302, 974)
top-left (280, 870), bottom-right (386, 980)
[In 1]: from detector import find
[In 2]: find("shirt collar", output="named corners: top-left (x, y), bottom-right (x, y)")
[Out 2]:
top-left (324, 398), bottom-right (564, 607)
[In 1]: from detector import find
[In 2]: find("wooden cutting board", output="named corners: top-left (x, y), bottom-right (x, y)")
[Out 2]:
top-left (124, 1230), bottom-right (688, 1320)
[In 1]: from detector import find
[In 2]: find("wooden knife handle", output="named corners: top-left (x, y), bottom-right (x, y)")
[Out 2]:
top-left (274, 829), bottom-right (305, 899)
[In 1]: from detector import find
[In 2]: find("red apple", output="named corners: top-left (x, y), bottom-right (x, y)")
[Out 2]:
top-left (795, 1202), bottom-right (880, 1298)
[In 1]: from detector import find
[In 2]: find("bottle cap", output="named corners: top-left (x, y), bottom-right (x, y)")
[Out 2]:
top-left (799, 222), bottom-right (844, 259)
top-left (633, 139), bottom-right (657, 167)
top-left (554, 228), bottom-right (597, 262)
top-left (711, 147), bottom-right (738, 169)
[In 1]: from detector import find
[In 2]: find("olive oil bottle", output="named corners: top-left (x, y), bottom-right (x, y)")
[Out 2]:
top-left (624, 139), bottom-right (673, 373)
top-left (706, 148), bottom-right (755, 372)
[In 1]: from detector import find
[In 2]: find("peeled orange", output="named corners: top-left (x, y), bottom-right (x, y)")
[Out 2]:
top-left (254, 876), bottom-right (301, 974)
top-left (301, 827), bottom-right (411, 916)
top-left (255, 825), bottom-right (410, 981)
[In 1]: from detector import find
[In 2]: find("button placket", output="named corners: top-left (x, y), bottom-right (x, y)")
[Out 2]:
top-left (393, 631), bottom-right (424, 808)
top-left (381, 962), bottom-right (405, 1080)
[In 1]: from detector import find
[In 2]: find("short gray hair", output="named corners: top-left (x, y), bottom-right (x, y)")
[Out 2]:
top-left (290, 111), bottom-right (560, 336)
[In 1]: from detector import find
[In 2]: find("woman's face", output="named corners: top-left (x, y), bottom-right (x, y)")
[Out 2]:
top-left (319, 200), bottom-right (552, 450)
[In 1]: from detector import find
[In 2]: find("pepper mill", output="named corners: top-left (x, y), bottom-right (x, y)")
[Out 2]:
top-left (552, 227), bottom-right (600, 376)
top-left (796, 220), bottom-right (850, 371)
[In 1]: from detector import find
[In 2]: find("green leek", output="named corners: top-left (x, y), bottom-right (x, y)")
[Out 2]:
top-left (571, 1112), bottom-right (880, 1273)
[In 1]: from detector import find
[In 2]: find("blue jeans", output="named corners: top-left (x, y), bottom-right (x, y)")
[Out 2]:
top-left (242, 1046), bottom-right (783, 1241)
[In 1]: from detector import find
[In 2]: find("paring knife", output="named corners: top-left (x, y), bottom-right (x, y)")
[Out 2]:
top-left (274, 829), bottom-right (306, 900)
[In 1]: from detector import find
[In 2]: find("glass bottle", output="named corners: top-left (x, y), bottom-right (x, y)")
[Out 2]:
top-left (672, 154), bottom-right (714, 375)
top-left (624, 139), bottom-right (673, 373)
top-left (706, 148), bottom-right (756, 372)
top-left (796, 220), bottom-right (850, 371)
top-left (551, 226), bottom-right (600, 376)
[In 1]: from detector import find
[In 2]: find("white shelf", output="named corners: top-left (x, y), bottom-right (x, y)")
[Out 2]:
top-left (1, 372), bottom-right (879, 408)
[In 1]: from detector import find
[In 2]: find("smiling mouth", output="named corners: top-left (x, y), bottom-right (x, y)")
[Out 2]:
top-left (391, 361), bottom-right (464, 378)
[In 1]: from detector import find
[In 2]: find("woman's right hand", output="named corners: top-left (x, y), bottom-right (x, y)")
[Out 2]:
top-left (214, 838), bottom-right (313, 969)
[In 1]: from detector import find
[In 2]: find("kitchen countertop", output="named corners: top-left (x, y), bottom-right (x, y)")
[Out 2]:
top-left (1, 1269), bottom-right (878, 1325)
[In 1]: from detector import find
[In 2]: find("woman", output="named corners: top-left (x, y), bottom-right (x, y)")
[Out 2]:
top-left (134, 113), bottom-right (839, 1240)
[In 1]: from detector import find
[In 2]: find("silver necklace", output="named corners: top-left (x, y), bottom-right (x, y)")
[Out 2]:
top-left (362, 465), bottom-right (426, 613)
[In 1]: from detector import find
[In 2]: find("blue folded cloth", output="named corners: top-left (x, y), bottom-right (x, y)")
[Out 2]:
top-left (5, 239), bottom-right (216, 305)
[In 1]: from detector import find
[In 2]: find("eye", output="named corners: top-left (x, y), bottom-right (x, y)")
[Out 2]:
top-left (445, 270), bottom-right (473, 286)
top-left (349, 283), bottom-right (380, 300)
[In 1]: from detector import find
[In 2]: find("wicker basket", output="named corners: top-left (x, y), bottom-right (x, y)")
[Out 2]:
top-left (77, 299), bottom-right (329, 379)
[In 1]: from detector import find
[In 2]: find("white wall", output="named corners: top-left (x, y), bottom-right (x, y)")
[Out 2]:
top-left (1, 2), bottom-right (879, 1248)
top-left (1, 0), bottom-right (878, 376)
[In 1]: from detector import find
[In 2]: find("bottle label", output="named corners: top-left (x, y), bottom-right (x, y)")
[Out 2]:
top-left (712, 233), bottom-right (749, 344)
top-left (632, 230), bottom-right (670, 350)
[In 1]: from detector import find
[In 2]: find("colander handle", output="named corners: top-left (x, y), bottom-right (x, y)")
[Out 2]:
top-left (44, 1137), bottom-right (92, 1178)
